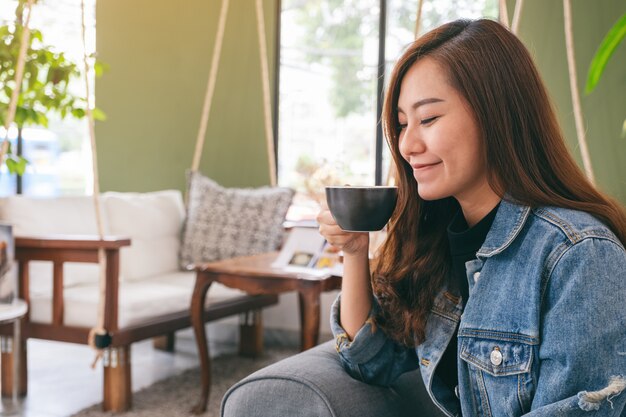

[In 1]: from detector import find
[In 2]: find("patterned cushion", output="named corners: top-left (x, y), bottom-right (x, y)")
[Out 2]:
top-left (179, 172), bottom-right (294, 269)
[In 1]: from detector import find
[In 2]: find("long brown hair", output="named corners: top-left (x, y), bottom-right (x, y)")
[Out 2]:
top-left (374, 19), bottom-right (626, 346)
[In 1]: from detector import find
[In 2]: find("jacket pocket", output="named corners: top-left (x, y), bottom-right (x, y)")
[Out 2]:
top-left (459, 335), bottom-right (536, 416)
top-left (460, 336), bottom-right (533, 376)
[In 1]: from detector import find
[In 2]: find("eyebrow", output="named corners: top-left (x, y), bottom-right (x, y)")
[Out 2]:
top-left (397, 97), bottom-right (444, 113)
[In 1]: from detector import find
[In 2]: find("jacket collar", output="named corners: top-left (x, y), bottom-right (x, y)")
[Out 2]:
top-left (476, 197), bottom-right (531, 259)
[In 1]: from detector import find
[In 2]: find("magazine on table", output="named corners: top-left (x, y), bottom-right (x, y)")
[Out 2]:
top-left (272, 225), bottom-right (343, 277)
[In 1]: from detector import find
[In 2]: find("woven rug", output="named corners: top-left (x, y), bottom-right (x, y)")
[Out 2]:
top-left (71, 348), bottom-right (296, 417)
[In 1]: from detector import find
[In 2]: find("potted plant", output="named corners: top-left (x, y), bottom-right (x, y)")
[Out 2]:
top-left (0, 0), bottom-right (106, 187)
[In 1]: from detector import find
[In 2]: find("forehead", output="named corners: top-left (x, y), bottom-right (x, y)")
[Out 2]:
top-left (398, 57), bottom-right (453, 106)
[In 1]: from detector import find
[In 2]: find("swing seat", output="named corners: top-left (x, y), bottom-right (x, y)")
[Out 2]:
top-left (0, 189), bottom-right (279, 412)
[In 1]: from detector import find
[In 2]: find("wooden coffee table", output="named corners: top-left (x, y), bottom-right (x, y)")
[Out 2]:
top-left (190, 251), bottom-right (342, 413)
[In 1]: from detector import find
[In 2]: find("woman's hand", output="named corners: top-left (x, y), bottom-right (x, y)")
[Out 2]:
top-left (318, 201), bottom-right (373, 339)
top-left (316, 202), bottom-right (369, 256)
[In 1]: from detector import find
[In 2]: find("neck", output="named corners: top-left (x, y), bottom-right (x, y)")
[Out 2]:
top-left (456, 186), bottom-right (501, 228)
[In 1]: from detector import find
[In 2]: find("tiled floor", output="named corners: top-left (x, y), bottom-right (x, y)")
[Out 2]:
top-left (3, 324), bottom-right (242, 417)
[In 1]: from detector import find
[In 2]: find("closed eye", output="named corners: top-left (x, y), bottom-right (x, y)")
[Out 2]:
top-left (420, 116), bottom-right (439, 125)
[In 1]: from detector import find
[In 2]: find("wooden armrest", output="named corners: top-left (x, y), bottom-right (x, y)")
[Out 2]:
top-left (16, 235), bottom-right (131, 250)
top-left (15, 235), bottom-right (127, 330)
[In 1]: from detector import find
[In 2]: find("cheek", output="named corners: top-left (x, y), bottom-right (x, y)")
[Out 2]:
top-left (437, 122), bottom-right (480, 167)
top-left (461, 133), bottom-right (485, 168)
top-left (449, 143), bottom-right (485, 184)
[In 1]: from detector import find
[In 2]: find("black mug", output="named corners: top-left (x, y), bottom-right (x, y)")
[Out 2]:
top-left (325, 186), bottom-right (398, 232)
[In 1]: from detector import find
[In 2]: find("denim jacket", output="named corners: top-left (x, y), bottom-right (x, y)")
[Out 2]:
top-left (331, 198), bottom-right (626, 417)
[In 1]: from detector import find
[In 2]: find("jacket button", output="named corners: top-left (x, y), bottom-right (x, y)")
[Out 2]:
top-left (473, 272), bottom-right (481, 283)
top-left (490, 346), bottom-right (503, 366)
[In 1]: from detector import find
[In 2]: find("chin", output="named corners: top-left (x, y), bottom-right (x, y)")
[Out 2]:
top-left (416, 184), bottom-right (451, 201)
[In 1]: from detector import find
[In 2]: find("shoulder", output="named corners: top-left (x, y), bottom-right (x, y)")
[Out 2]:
top-left (518, 208), bottom-right (626, 309)
top-left (529, 206), bottom-right (623, 248)
top-left (525, 206), bottom-right (626, 284)
top-left (479, 199), bottom-right (624, 261)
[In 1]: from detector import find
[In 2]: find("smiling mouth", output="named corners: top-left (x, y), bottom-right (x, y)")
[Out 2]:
top-left (413, 162), bottom-right (441, 170)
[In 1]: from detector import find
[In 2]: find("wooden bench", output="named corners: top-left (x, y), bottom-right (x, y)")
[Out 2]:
top-left (0, 191), bottom-right (279, 412)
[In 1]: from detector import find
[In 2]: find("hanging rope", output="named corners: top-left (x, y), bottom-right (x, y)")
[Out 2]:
top-left (511, 0), bottom-right (524, 35)
top-left (563, 0), bottom-right (595, 184)
top-left (413, 0), bottom-right (424, 39)
top-left (0, 0), bottom-right (35, 163)
top-left (79, 0), bottom-right (110, 367)
top-left (191, 0), bottom-right (230, 173)
top-left (190, 0), bottom-right (276, 186)
top-left (499, 0), bottom-right (510, 29)
top-left (255, 0), bottom-right (276, 186)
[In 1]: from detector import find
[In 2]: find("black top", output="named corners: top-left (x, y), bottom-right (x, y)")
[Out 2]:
top-left (434, 203), bottom-right (500, 393)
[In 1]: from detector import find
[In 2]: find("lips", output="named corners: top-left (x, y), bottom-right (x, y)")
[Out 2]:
top-left (411, 162), bottom-right (441, 170)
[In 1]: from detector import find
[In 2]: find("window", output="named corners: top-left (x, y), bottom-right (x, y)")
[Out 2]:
top-left (278, 0), bottom-right (381, 220)
top-left (0, 0), bottom-right (96, 196)
top-left (278, 0), bottom-right (497, 220)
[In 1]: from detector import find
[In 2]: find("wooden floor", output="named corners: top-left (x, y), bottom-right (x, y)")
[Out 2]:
top-left (3, 324), bottom-right (242, 417)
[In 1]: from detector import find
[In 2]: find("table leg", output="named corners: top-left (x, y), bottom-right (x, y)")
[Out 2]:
top-left (190, 272), bottom-right (213, 414)
top-left (298, 284), bottom-right (322, 351)
top-left (12, 318), bottom-right (19, 407)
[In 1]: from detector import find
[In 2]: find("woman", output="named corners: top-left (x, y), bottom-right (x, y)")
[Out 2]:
top-left (318, 19), bottom-right (626, 416)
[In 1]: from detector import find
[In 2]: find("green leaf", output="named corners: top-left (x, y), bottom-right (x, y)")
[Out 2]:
top-left (93, 61), bottom-right (110, 78)
top-left (586, 12), bottom-right (626, 94)
top-left (14, 107), bottom-right (27, 126)
top-left (5, 153), bottom-right (29, 175)
top-left (92, 107), bottom-right (107, 121)
top-left (36, 111), bottom-right (49, 127)
top-left (5, 158), bottom-right (17, 174)
top-left (71, 108), bottom-right (85, 119)
top-left (27, 107), bottom-right (39, 124)
top-left (27, 65), bottom-right (39, 89)
top-left (30, 29), bottom-right (43, 43)
top-left (16, 156), bottom-right (28, 176)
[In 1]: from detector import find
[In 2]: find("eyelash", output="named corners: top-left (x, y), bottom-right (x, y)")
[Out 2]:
top-left (421, 116), bottom-right (438, 125)
top-left (397, 116), bottom-right (439, 131)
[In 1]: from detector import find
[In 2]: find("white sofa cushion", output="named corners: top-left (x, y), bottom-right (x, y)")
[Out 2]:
top-left (0, 195), bottom-right (107, 236)
top-left (29, 271), bottom-right (247, 328)
top-left (103, 190), bottom-right (185, 281)
top-left (0, 195), bottom-right (108, 287)
top-left (28, 262), bottom-right (100, 289)
top-left (0, 190), bottom-right (186, 286)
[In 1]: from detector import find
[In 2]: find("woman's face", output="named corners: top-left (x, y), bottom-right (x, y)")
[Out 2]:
top-left (397, 57), bottom-right (493, 206)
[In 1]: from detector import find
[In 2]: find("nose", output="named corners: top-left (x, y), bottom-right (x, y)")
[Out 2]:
top-left (399, 124), bottom-right (426, 159)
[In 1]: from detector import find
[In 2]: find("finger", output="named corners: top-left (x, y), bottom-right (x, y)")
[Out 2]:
top-left (316, 209), bottom-right (336, 226)
top-left (325, 235), bottom-right (356, 251)
top-left (323, 228), bottom-right (360, 245)
top-left (328, 242), bottom-right (343, 253)
top-left (323, 235), bottom-right (346, 250)
top-left (318, 223), bottom-right (345, 239)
